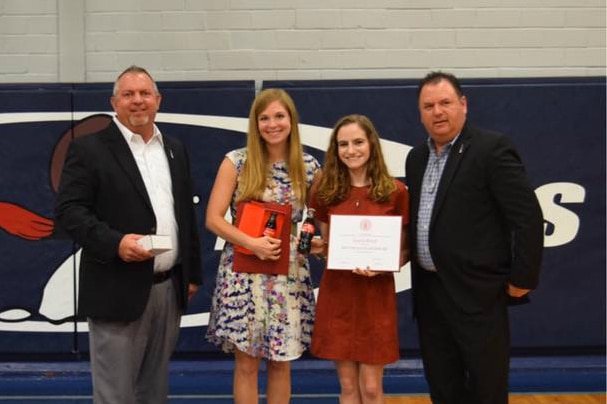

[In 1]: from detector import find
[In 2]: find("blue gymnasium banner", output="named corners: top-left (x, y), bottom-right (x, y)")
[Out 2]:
top-left (265, 78), bottom-right (606, 352)
top-left (0, 77), bottom-right (604, 355)
top-left (0, 81), bottom-right (255, 354)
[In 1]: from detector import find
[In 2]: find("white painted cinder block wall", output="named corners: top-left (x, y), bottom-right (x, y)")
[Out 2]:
top-left (0, 0), bottom-right (605, 83)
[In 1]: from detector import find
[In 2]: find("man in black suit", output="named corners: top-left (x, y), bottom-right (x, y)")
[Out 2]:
top-left (55, 65), bottom-right (202, 404)
top-left (406, 71), bottom-right (544, 404)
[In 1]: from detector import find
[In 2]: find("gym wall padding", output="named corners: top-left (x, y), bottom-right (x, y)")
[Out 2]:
top-left (0, 77), bottom-right (603, 356)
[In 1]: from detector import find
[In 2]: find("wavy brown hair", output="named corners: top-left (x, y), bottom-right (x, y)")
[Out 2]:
top-left (236, 88), bottom-right (307, 205)
top-left (316, 114), bottom-right (396, 206)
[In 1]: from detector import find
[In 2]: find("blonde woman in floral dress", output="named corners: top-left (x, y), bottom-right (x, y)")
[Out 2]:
top-left (205, 88), bottom-right (321, 404)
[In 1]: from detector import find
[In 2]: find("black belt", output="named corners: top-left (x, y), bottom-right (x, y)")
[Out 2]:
top-left (153, 269), bottom-right (172, 284)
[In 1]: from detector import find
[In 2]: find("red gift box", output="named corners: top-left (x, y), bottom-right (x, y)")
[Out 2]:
top-left (233, 201), bottom-right (292, 275)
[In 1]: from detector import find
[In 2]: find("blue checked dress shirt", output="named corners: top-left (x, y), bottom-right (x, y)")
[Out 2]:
top-left (416, 136), bottom-right (458, 271)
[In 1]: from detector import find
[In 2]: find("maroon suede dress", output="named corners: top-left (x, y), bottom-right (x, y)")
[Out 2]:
top-left (310, 181), bottom-right (409, 365)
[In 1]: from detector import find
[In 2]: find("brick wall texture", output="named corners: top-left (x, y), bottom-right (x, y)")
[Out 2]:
top-left (0, 0), bottom-right (605, 82)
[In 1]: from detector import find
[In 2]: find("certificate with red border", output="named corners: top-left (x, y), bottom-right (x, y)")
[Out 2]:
top-left (327, 214), bottom-right (401, 272)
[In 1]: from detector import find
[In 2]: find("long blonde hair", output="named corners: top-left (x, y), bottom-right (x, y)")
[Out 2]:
top-left (316, 114), bottom-right (396, 206)
top-left (236, 88), bottom-right (307, 205)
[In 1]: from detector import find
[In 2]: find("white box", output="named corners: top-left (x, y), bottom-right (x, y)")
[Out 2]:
top-left (137, 235), bottom-right (172, 255)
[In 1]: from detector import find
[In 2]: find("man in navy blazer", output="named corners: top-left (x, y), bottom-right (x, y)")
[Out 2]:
top-left (406, 71), bottom-right (544, 404)
top-left (55, 66), bottom-right (202, 404)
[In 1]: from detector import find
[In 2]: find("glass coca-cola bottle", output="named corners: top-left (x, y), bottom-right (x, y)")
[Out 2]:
top-left (263, 212), bottom-right (278, 237)
top-left (297, 208), bottom-right (316, 253)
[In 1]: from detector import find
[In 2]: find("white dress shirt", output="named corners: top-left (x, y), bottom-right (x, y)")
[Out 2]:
top-left (113, 117), bottom-right (179, 273)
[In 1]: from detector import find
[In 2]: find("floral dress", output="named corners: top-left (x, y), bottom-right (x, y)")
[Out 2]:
top-left (206, 148), bottom-right (320, 361)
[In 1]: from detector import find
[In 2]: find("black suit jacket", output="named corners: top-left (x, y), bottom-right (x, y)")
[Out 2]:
top-left (406, 123), bottom-right (544, 315)
top-left (55, 120), bottom-right (202, 321)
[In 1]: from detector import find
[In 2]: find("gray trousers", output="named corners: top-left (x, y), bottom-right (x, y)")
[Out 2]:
top-left (88, 279), bottom-right (181, 404)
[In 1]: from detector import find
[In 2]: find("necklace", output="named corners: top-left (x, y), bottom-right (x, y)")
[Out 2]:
top-left (352, 185), bottom-right (368, 209)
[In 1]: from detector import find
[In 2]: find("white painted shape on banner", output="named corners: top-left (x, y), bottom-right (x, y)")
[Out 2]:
top-left (39, 249), bottom-right (80, 321)
top-left (535, 182), bottom-right (586, 248)
top-left (0, 309), bottom-right (30, 321)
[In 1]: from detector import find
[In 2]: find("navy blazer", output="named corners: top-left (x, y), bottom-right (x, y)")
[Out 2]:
top-left (406, 123), bottom-right (544, 314)
top-left (55, 120), bottom-right (202, 321)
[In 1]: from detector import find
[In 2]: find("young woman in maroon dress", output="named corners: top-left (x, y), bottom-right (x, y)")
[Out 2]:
top-left (309, 114), bottom-right (410, 404)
